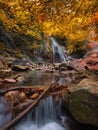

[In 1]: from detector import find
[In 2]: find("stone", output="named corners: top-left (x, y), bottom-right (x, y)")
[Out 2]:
top-left (16, 75), bottom-right (25, 85)
top-left (59, 62), bottom-right (68, 71)
top-left (12, 64), bottom-right (29, 71)
top-left (59, 61), bottom-right (84, 72)
top-left (79, 49), bottom-right (98, 70)
top-left (0, 61), bottom-right (5, 70)
top-left (4, 91), bottom-right (19, 104)
top-left (69, 78), bottom-right (98, 127)
top-left (4, 91), bottom-right (27, 105)
top-left (0, 69), bottom-right (11, 78)
top-left (19, 92), bottom-right (27, 102)
top-left (30, 93), bottom-right (39, 99)
top-left (4, 78), bottom-right (16, 83)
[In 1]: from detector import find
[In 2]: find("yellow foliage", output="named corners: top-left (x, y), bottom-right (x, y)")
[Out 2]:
top-left (0, 0), bottom-right (97, 52)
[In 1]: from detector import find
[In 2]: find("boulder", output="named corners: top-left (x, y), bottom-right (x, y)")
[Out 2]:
top-left (4, 91), bottom-right (27, 105)
top-left (79, 49), bottom-right (98, 70)
top-left (59, 61), bottom-right (84, 72)
top-left (69, 78), bottom-right (98, 127)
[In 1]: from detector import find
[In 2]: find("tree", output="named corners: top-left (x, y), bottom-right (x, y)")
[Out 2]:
top-left (0, 0), bottom-right (98, 52)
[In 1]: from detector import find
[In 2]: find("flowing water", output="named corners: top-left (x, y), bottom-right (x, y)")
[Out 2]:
top-left (0, 73), bottom-right (97, 130)
top-left (15, 96), bottom-right (67, 130)
top-left (0, 95), bottom-right (68, 130)
top-left (51, 37), bottom-right (68, 63)
top-left (0, 96), bottom-right (11, 128)
top-left (23, 70), bottom-right (66, 86)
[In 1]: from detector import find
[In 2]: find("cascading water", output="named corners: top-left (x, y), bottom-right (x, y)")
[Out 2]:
top-left (15, 96), bottom-right (67, 130)
top-left (51, 37), bottom-right (68, 63)
top-left (33, 96), bottom-right (56, 126)
top-left (0, 96), bottom-right (12, 128)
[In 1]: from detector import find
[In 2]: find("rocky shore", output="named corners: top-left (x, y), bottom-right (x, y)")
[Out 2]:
top-left (0, 52), bottom-right (98, 127)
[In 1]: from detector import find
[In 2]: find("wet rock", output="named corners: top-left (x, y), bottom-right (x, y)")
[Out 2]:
top-left (16, 75), bottom-right (25, 85)
top-left (59, 62), bottom-right (68, 71)
top-left (12, 64), bottom-right (29, 71)
top-left (4, 91), bottom-right (27, 105)
top-left (0, 61), bottom-right (5, 70)
top-left (4, 91), bottom-right (19, 103)
top-left (0, 69), bottom-right (11, 78)
top-left (4, 78), bottom-right (16, 83)
top-left (19, 92), bottom-right (27, 102)
top-left (69, 78), bottom-right (98, 127)
top-left (7, 57), bottom-right (16, 68)
top-left (30, 93), bottom-right (39, 99)
top-left (59, 61), bottom-right (84, 72)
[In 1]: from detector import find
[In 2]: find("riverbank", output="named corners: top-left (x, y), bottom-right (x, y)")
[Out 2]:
top-left (0, 54), bottom-right (98, 129)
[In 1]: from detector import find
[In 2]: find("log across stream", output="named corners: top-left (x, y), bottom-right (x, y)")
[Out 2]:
top-left (0, 94), bottom-right (68, 130)
top-left (0, 79), bottom-right (69, 130)
top-left (0, 71), bottom-right (97, 130)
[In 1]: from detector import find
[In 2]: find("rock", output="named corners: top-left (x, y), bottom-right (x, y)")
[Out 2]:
top-left (16, 75), bottom-right (25, 85)
top-left (0, 69), bottom-right (11, 78)
top-left (30, 93), bottom-right (39, 99)
top-left (4, 91), bottom-right (19, 104)
top-left (19, 92), bottom-right (27, 102)
top-left (0, 61), bottom-right (5, 70)
top-left (79, 49), bottom-right (98, 70)
top-left (4, 78), bottom-right (16, 83)
top-left (59, 61), bottom-right (84, 72)
top-left (4, 91), bottom-right (27, 105)
top-left (7, 57), bottom-right (16, 68)
top-left (69, 78), bottom-right (98, 127)
top-left (59, 62), bottom-right (68, 71)
top-left (12, 64), bottom-right (29, 71)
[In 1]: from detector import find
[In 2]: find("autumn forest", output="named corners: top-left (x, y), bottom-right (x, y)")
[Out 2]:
top-left (0, 1), bottom-right (98, 130)
top-left (0, 0), bottom-right (98, 52)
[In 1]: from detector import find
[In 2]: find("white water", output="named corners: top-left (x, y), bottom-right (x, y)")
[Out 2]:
top-left (51, 37), bottom-right (68, 63)
top-left (15, 96), bottom-right (67, 130)
top-left (16, 121), bottom-right (65, 130)
top-left (0, 95), bottom-right (67, 130)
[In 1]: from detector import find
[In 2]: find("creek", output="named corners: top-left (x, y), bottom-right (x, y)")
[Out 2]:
top-left (0, 38), bottom-right (97, 130)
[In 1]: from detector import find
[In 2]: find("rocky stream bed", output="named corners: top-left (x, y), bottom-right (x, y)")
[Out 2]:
top-left (0, 51), bottom-right (98, 130)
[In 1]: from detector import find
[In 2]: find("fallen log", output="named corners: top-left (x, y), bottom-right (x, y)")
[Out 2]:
top-left (0, 81), bottom-right (58, 130)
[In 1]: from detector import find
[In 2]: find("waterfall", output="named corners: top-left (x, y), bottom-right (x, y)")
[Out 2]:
top-left (51, 37), bottom-right (68, 63)
top-left (15, 96), bottom-right (66, 130)
top-left (33, 96), bottom-right (56, 126)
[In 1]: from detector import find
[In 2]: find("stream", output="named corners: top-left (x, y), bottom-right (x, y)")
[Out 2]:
top-left (15, 96), bottom-right (67, 130)
top-left (0, 70), bottom-right (68, 130)
top-left (0, 94), bottom-right (68, 130)
top-left (0, 37), bottom-right (97, 130)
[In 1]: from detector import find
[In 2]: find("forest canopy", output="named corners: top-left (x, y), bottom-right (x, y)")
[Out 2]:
top-left (0, 0), bottom-right (98, 52)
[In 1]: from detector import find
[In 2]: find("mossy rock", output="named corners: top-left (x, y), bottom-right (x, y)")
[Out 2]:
top-left (69, 78), bottom-right (98, 127)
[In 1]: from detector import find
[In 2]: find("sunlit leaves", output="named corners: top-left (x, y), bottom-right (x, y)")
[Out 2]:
top-left (0, 0), bottom-right (98, 51)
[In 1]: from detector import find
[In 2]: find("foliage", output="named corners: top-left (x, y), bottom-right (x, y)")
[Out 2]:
top-left (0, 0), bottom-right (98, 53)
top-left (91, 12), bottom-right (98, 40)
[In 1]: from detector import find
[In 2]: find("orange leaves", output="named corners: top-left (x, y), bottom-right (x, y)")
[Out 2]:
top-left (0, 0), bottom-right (98, 43)
top-left (91, 12), bottom-right (98, 24)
